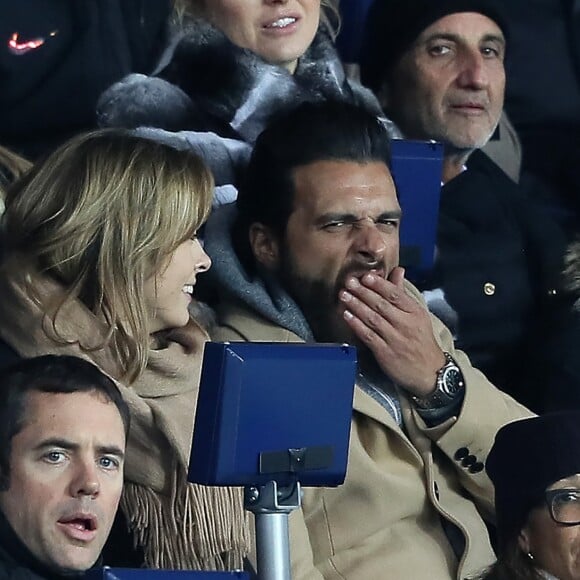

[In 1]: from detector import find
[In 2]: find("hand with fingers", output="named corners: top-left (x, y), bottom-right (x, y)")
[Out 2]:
top-left (339, 266), bottom-right (446, 397)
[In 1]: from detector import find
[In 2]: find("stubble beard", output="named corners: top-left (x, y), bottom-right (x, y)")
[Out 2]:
top-left (276, 249), bottom-right (375, 349)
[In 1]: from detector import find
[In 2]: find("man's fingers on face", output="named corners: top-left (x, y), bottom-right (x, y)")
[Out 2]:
top-left (341, 282), bottom-right (389, 320)
top-left (340, 288), bottom-right (394, 333)
top-left (387, 266), bottom-right (406, 288)
top-left (346, 273), bottom-right (416, 314)
top-left (343, 307), bottom-right (393, 353)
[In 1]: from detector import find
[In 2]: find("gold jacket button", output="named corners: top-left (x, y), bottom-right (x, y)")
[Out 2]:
top-left (484, 282), bottom-right (496, 296)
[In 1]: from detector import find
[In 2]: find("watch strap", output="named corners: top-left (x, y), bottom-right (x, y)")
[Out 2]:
top-left (411, 352), bottom-right (465, 410)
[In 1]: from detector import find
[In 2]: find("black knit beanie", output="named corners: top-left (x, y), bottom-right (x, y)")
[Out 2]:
top-left (360, 0), bottom-right (509, 92)
top-left (486, 412), bottom-right (580, 544)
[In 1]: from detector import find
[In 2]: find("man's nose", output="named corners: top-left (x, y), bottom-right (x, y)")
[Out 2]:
top-left (456, 50), bottom-right (489, 89)
top-left (353, 221), bottom-right (387, 263)
top-left (69, 461), bottom-right (100, 498)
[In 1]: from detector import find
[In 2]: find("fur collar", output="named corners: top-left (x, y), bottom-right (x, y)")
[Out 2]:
top-left (98, 19), bottom-right (383, 143)
top-left (161, 19), bottom-right (359, 140)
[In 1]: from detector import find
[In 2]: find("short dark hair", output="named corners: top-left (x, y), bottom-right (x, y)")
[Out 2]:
top-left (234, 100), bottom-right (392, 272)
top-left (0, 355), bottom-right (130, 490)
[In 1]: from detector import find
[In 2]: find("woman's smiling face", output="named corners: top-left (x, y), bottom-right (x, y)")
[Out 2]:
top-left (144, 237), bottom-right (211, 333)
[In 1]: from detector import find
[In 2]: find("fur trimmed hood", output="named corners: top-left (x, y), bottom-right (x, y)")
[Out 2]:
top-left (97, 18), bottom-right (391, 145)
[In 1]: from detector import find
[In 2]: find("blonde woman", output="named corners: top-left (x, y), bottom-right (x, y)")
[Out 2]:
top-left (0, 130), bottom-right (248, 569)
top-left (97, 0), bottom-right (391, 194)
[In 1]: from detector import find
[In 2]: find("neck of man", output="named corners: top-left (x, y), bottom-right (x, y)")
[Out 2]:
top-left (442, 146), bottom-right (475, 183)
top-left (0, 506), bottom-right (84, 579)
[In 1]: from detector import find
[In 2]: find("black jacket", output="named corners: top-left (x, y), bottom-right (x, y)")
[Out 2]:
top-left (417, 150), bottom-right (569, 411)
top-left (543, 241), bottom-right (580, 412)
top-left (0, 508), bottom-right (87, 580)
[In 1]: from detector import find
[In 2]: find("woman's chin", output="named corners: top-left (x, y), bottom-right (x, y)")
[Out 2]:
top-left (149, 310), bottom-right (191, 334)
top-left (257, 35), bottom-right (315, 72)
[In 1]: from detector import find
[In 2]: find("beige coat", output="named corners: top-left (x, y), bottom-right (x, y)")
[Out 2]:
top-left (0, 262), bottom-right (248, 570)
top-left (213, 281), bottom-right (533, 580)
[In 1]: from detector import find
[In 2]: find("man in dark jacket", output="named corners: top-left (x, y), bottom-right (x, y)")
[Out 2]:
top-left (0, 355), bottom-right (129, 579)
top-left (360, 0), bottom-right (569, 411)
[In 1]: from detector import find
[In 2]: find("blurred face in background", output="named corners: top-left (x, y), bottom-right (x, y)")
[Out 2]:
top-left (204, 0), bottom-right (321, 72)
top-left (386, 12), bottom-right (505, 152)
top-left (519, 474), bottom-right (580, 580)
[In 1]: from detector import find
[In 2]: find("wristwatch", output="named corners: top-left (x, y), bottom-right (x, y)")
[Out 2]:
top-left (411, 352), bottom-right (465, 410)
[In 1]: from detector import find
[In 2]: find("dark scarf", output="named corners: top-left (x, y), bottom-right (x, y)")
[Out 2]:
top-left (203, 204), bottom-right (314, 342)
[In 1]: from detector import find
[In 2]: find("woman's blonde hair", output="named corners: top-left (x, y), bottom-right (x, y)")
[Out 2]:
top-left (174, 0), bottom-right (341, 38)
top-left (2, 130), bottom-right (213, 383)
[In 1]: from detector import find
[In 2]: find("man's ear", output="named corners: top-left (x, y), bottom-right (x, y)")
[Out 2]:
top-left (249, 223), bottom-right (280, 270)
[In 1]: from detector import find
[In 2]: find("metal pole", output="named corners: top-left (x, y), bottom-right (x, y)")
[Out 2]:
top-left (245, 481), bottom-right (301, 580)
top-left (255, 511), bottom-right (291, 580)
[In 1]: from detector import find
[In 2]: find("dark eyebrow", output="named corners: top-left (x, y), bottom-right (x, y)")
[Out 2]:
top-left (314, 212), bottom-right (358, 226)
top-left (422, 32), bottom-right (460, 44)
top-left (376, 210), bottom-right (403, 221)
top-left (35, 438), bottom-right (125, 459)
top-left (98, 446), bottom-right (125, 459)
top-left (481, 33), bottom-right (506, 48)
top-left (34, 438), bottom-right (78, 452)
top-left (315, 210), bottom-right (402, 226)
top-left (422, 32), bottom-right (506, 48)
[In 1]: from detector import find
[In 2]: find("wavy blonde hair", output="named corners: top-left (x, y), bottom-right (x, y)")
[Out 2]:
top-left (173, 0), bottom-right (340, 38)
top-left (2, 130), bottom-right (213, 383)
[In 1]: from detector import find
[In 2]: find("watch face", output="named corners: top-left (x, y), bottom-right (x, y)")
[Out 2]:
top-left (441, 365), bottom-right (464, 396)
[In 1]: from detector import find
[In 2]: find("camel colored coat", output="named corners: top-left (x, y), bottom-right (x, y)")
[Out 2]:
top-left (212, 281), bottom-right (532, 580)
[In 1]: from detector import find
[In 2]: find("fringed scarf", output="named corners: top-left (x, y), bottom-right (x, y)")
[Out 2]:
top-left (0, 260), bottom-right (249, 569)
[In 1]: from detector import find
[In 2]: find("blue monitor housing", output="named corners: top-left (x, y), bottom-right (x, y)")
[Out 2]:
top-left (189, 342), bottom-right (357, 488)
top-left (390, 139), bottom-right (443, 281)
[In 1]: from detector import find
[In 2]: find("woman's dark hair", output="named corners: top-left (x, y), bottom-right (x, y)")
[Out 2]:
top-left (0, 355), bottom-right (130, 490)
top-left (234, 100), bottom-right (392, 273)
top-left (471, 505), bottom-right (545, 580)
